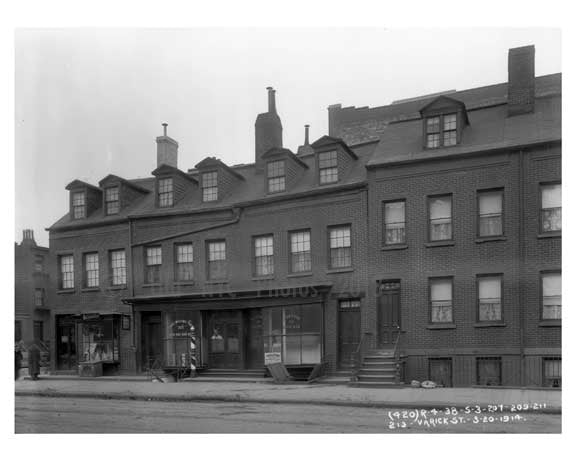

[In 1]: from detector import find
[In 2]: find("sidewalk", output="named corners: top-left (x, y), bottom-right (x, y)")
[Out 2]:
top-left (15, 375), bottom-right (561, 413)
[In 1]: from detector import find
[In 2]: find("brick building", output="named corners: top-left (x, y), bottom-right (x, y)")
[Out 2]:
top-left (46, 45), bottom-right (560, 387)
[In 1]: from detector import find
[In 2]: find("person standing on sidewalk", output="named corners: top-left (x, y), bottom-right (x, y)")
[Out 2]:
top-left (15, 345), bottom-right (23, 380)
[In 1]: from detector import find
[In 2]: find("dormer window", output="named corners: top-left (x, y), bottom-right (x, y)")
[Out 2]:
top-left (158, 177), bottom-right (174, 208)
top-left (105, 186), bottom-right (120, 215)
top-left (267, 160), bottom-right (286, 193)
top-left (202, 171), bottom-right (218, 202)
top-left (319, 150), bottom-right (338, 184)
top-left (72, 191), bottom-right (86, 219)
top-left (426, 113), bottom-right (458, 148)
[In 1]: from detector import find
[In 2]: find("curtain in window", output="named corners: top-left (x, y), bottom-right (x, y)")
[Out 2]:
top-left (542, 273), bottom-right (562, 319)
top-left (385, 202), bottom-right (405, 244)
top-left (478, 277), bottom-right (502, 321)
top-left (431, 279), bottom-right (452, 322)
top-left (479, 192), bottom-right (502, 236)
top-left (541, 185), bottom-right (562, 232)
top-left (430, 197), bottom-right (452, 240)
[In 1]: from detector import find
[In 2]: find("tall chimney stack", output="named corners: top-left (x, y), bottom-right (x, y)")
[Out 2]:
top-left (304, 124), bottom-right (310, 146)
top-left (508, 45), bottom-right (535, 116)
top-left (255, 87), bottom-right (283, 169)
top-left (156, 123), bottom-right (179, 168)
top-left (21, 229), bottom-right (36, 246)
top-left (267, 86), bottom-right (277, 113)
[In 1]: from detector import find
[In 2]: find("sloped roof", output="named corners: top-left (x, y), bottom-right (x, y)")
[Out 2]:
top-left (261, 147), bottom-right (309, 169)
top-left (311, 135), bottom-right (358, 159)
top-left (195, 157), bottom-right (246, 180)
top-left (98, 174), bottom-right (150, 193)
top-left (65, 179), bottom-right (101, 192)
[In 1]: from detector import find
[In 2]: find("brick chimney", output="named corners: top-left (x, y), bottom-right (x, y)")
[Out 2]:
top-left (255, 87), bottom-right (283, 169)
top-left (21, 229), bottom-right (36, 246)
top-left (156, 123), bottom-right (179, 168)
top-left (508, 45), bottom-right (535, 116)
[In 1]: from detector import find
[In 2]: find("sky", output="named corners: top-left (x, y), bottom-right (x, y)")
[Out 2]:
top-left (15, 28), bottom-right (561, 246)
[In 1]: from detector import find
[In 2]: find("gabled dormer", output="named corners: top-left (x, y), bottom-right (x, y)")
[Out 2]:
top-left (261, 147), bottom-right (308, 194)
top-left (194, 157), bottom-right (244, 203)
top-left (65, 180), bottom-right (102, 220)
top-left (419, 96), bottom-right (469, 149)
top-left (98, 174), bottom-right (150, 215)
top-left (311, 135), bottom-right (358, 186)
top-left (151, 164), bottom-right (198, 208)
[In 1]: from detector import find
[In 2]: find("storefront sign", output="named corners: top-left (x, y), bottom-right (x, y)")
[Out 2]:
top-left (170, 320), bottom-right (195, 337)
top-left (264, 352), bottom-right (282, 365)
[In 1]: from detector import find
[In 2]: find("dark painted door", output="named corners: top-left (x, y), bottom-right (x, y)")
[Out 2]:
top-left (141, 313), bottom-right (162, 370)
top-left (429, 359), bottom-right (452, 387)
top-left (56, 321), bottom-right (77, 370)
top-left (246, 309), bottom-right (263, 368)
top-left (208, 311), bottom-right (242, 368)
top-left (378, 282), bottom-right (401, 347)
top-left (338, 300), bottom-right (361, 368)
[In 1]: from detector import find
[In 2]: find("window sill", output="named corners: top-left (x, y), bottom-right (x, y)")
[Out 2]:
top-left (539, 320), bottom-right (561, 327)
top-left (287, 272), bottom-right (313, 278)
top-left (251, 276), bottom-right (275, 281)
top-left (537, 232), bottom-right (561, 239)
top-left (326, 267), bottom-right (354, 274)
top-left (142, 283), bottom-right (162, 288)
top-left (81, 288), bottom-right (100, 293)
top-left (382, 244), bottom-right (408, 251)
top-left (474, 322), bottom-right (507, 328)
top-left (57, 289), bottom-right (75, 295)
top-left (173, 281), bottom-right (195, 286)
top-left (425, 241), bottom-right (455, 248)
top-left (475, 236), bottom-right (506, 243)
top-left (427, 323), bottom-right (456, 330)
top-left (205, 279), bottom-right (229, 285)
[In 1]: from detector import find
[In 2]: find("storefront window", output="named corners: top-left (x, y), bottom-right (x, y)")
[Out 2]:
top-left (79, 316), bottom-right (119, 362)
top-left (262, 304), bottom-right (321, 365)
top-left (164, 311), bottom-right (201, 368)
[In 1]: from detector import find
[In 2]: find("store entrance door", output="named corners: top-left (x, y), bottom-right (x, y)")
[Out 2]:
top-left (141, 312), bottom-right (162, 371)
top-left (56, 317), bottom-right (77, 371)
top-left (207, 310), bottom-right (242, 368)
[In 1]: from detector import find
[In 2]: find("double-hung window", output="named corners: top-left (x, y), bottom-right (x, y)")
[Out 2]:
top-left (202, 172), bottom-right (218, 202)
top-left (145, 247), bottom-right (162, 284)
top-left (318, 151), bottom-right (338, 185)
top-left (430, 277), bottom-right (453, 323)
top-left (207, 240), bottom-right (226, 280)
top-left (59, 255), bottom-right (74, 290)
top-left (290, 231), bottom-right (311, 273)
top-left (254, 235), bottom-right (274, 276)
top-left (426, 113), bottom-right (458, 148)
top-left (267, 161), bottom-right (286, 193)
top-left (543, 358), bottom-right (561, 388)
top-left (158, 178), bottom-right (174, 208)
top-left (429, 195), bottom-right (452, 241)
top-left (34, 288), bottom-right (44, 307)
top-left (105, 186), bottom-right (120, 215)
top-left (541, 272), bottom-right (561, 320)
top-left (175, 244), bottom-right (194, 282)
top-left (109, 250), bottom-right (126, 286)
top-left (478, 190), bottom-right (503, 237)
top-left (477, 275), bottom-right (502, 322)
top-left (329, 226), bottom-right (351, 269)
top-left (84, 253), bottom-right (99, 288)
top-left (383, 200), bottom-right (406, 245)
top-left (72, 192), bottom-right (86, 219)
top-left (540, 183), bottom-right (561, 233)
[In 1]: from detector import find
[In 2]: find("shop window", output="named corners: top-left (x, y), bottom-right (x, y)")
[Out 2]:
top-left (34, 288), bottom-right (44, 307)
top-left (429, 358), bottom-right (452, 387)
top-left (541, 272), bottom-right (561, 320)
top-left (254, 235), bottom-right (274, 276)
top-left (145, 246), bottom-right (162, 284)
top-left (318, 150), bottom-right (338, 184)
top-left (109, 249), bottom-right (126, 286)
top-left (262, 304), bottom-right (321, 365)
top-left (476, 357), bottom-right (502, 386)
top-left (477, 275), bottom-right (502, 322)
top-left (428, 195), bottom-right (452, 241)
top-left (84, 252), bottom-right (99, 288)
top-left (478, 190), bottom-right (503, 237)
top-left (207, 240), bottom-right (227, 280)
top-left (329, 225), bottom-right (352, 269)
top-left (540, 183), bottom-right (561, 233)
top-left (59, 254), bottom-right (74, 289)
top-left (158, 177), bottom-right (174, 208)
top-left (289, 230), bottom-right (311, 273)
top-left (202, 171), bottom-right (218, 202)
top-left (542, 357), bottom-right (561, 388)
top-left (430, 277), bottom-right (453, 323)
top-left (163, 312), bottom-right (201, 368)
top-left (72, 191), bottom-right (86, 219)
top-left (175, 243), bottom-right (194, 282)
top-left (105, 186), bottom-right (120, 215)
top-left (267, 160), bottom-right (286, 193)
top-left (79, 317), bottom-right (119, 362)
top-left (383, 200), bottom-right (406, 245)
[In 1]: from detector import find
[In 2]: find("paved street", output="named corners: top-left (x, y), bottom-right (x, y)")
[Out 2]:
top-left (15, 396), bottom-right (561, 433)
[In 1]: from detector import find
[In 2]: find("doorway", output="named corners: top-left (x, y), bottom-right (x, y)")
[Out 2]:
top-left (56, 317), bottom-right (77, 370)
top-left (141, 312), bottom-right (162, 371)
top-left (207, 310), bottom-right (242, 368)
top-left (338, 300), bottom-right (361, 368)
top-left (378, 281), bottom-right (401, 347)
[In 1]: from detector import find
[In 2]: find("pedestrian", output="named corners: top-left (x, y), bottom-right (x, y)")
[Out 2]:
top-left (28, 345), bottom-right (40, 380)
top-left (15, 345), bottom-right (23, 381)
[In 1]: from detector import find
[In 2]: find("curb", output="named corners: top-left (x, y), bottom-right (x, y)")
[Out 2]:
top-left (15, 390), bottom-right (562, 414)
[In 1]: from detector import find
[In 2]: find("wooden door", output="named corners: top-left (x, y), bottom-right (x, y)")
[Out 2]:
top-left (338, 300), bottom-right (361, 368)
top-left (378, 282), bottom-right (401, 347)
top-left (141, 313), bottom-right (162, 370)
top-left (56, 320), bottom-right (77, 370)
top-left (208, 311), bottom-right (242, 368)
top-left (246, 309), bottom-right (263, 368)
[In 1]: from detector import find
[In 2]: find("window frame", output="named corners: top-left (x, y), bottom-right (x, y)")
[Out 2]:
top-left (253, 234), bottom-right (275, 277)
top-left (109, 249), bottom-right (127, 287)
top-left (428, 357), bottom-right (453, 387)
top-left (83, 252), bottom-right (100, 289)
top-left (267, 160), bottom-right (286, 193)
top-left (429, 276), bottom-right (454, 324)
top-left (34, 288), bottom-right (45, 307)
top-left (144, 246), bottom-right (162, 285)
top-left (477, 188), bottom-right (504, 238)
top-left (318, 150), bottom-right (339, 185)
top-left (34, 254), bottom-right (45, 273)
top-left (202, 171), bottom-right (219, 202)
top-left (476, 356), bottom-right (502, 386)
top-left (424, 112), bottom-right (459, 149)
top-left (539, 182), bottom-right (561, 234)
top-left (58, 254), bottom-right (75, 290)
top-left (382, 199), bottom-right (407, 246)
top-left (71, 190), bottom-right (86, 219)
top-left (157, 177), bottom-right (174, 208)
top-left (542, 357), bottom-right (561, 388)
top-left (427, 194), bottom-right (453, 242)
top-left (174, 243), bottom-right (194, 283)
top-left (540, 270), bottom-right (561, 321)
top-left (328, 224), bottom-right (352, 269)
top-left (206, 239), bottom-right (227, 281)
top-left (289, 229), bottom-right (312, 274)
top-left (476, 273), bottom-right (503, 323)
top-left (104, 186), bottom-right (120, 215)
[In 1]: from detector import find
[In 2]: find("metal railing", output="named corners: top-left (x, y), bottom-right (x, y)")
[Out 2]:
top-left (351, 332), bottom-right (372, 382)
top-left (392, 325), bottom-right (402, 384)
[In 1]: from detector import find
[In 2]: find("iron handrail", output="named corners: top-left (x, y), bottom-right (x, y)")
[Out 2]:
top-left (351, 332), bottom-right (371, 382)
top-left (392, 325), bottom-right (402, 383)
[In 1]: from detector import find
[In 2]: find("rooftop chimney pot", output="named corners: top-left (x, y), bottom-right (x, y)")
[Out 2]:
top-left (267, 87), bottom-right (276, 113)
top-left (304, 125), bottom-right (310, 146)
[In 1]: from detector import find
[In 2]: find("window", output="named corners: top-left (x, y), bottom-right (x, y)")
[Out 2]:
top-left (202, 171), bottom-right (218, 202)
top-left (145, 247), bottom-right (162, 284)
top-left (543, 357), bottom-right (561, 388)
top-left (34, 321), bottom-right (43, 342)
top-left (478, 275), bottom-right (502, 321)
top-left (72, 191), bottom-right (86, 219)
top-left (290, 230), bottom-right (311, 273)
top-left (105, 186), bottom-right (120, 215)
top-left (34, 254), bottom-right (44, 273)
top-left (540, 183), bottom-right (561, 233)
top-left (319, 150), bottom-right (338, 184)
top-left (175, 243), bottom-right (194, 282)
top-left (34, 288), bottom-right (44, 307)
top-left (84, 253), bottom-right (99, 288)
top-left (384, 200), bottom-right (406, 245)
top-left (476, 357), bottom-right (502, 386)
top-left (59, 254), bottom-right (74, 289)
top-left (478, 190), bottom-right (503, 237)
top-left (15, 321), bottom-right (22, 342)
top-left (207, 240), bottom-right (226, 280)
top-left (541, 272), bottom-right (561, 320)
top-left (158, 178), bottom-right (174, 208)
top-left (109, 250), bottom-right (126, 286)
top-left (429, 358), bottom-right (452, 387)
top-left (426, 113), bottom-right (458, 148)
top-left (429, 195), bottom-right (452, 241)
top-left (430, 277), bottom-right (453, 323)
top-left (254, 235), bottom-right (274, 276)
top-left (329, 226), bottom-right (352, 268)
top-left (267, 160), bottom-right (286, 193)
